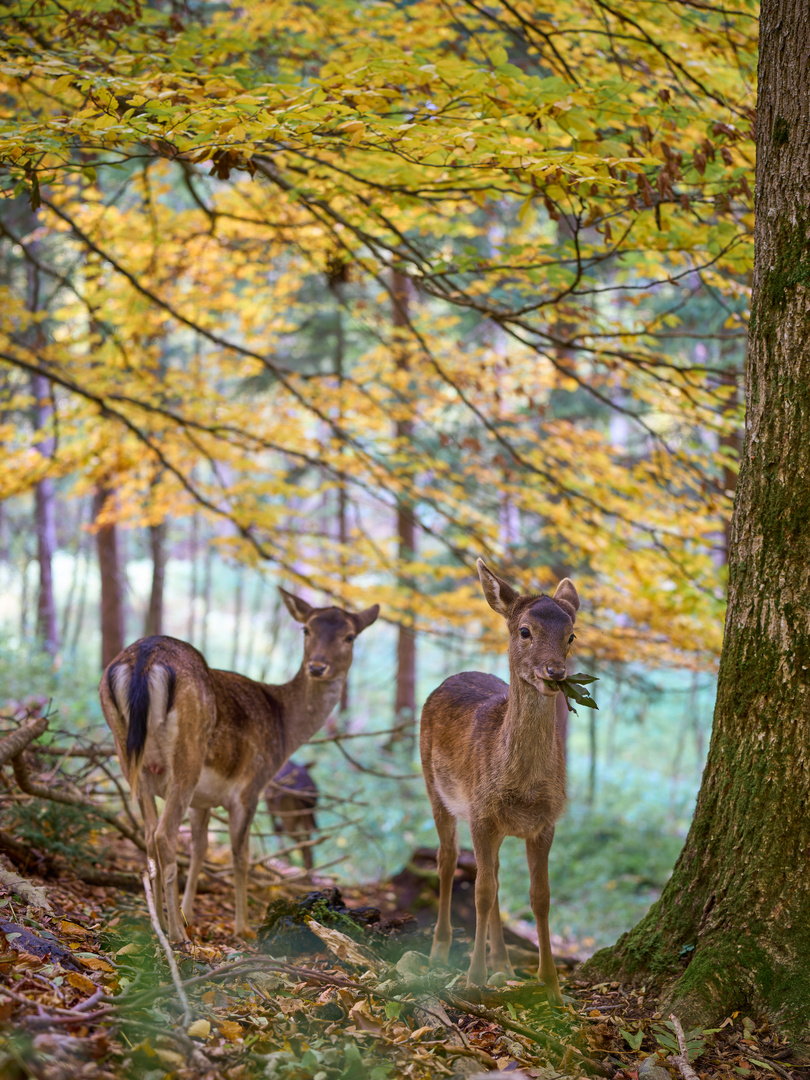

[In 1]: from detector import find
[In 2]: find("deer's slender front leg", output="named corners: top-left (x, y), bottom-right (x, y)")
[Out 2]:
top-left (228, 798), bottom-right (258, 939)
top-left (468, 822), bottom-right (501, 987)
top-left (182, 806), bottom-right (211, 924)
top-left (526, 826), bottom-right (562, 1006)
top-left (428, 795), bottom-right (459, 965)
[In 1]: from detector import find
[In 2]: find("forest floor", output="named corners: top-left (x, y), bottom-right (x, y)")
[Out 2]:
top-left (0, 837), bottom-right (801, 1080)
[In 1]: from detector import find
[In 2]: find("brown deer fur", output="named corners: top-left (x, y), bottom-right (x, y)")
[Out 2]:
top-left (420, 559), bottom-right (578, 1001)
top-left (99, 589), bottom-right (378, 941)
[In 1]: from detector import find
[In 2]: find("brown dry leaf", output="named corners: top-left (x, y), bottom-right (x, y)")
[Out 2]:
top-left (218, 1020), bottom-right (244, 1042)
top-left (411, 1025), bottom-right (435, 1041)
top-left (349, 1000), bottom-right (383, 1034)
top-left (60, 920), bottom-right (90, 937)
top-left (337, 988), bottom-right (358, 1013)
top-left (116, 942), bottom-right (141, 957)
top-left (188, 1019), bottom-right (212, 1039)
top-left (80, 956), bottom-right (115, 973)
top-left (0, 1000), bottom-right (13, 1022)
top-left (67, 971), bottom-right (97, 995)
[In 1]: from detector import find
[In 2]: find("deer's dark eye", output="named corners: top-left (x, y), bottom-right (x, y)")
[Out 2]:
top-left (520, 627), bottom-right (531, 639)
top-left (346, 634), bottom-right (355, 643)
top-left (568, 633), bottom-right (576, 644)
top-left (303, 627), bottom-right (310, 636)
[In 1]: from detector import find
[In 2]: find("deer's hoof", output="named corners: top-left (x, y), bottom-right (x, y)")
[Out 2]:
top-left (429, 943), bottom-right (451, 966)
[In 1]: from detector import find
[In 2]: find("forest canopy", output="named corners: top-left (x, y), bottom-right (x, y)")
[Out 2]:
top-left (0, 0), bottom-right (757, 668)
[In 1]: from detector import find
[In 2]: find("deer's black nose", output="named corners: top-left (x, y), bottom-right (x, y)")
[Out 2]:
top-left (545, 664), bottom-right (566, 682)
top-left (308, 661), bottom-right (328, 677)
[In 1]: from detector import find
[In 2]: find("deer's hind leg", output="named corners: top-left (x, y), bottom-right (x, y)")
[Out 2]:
top-left (182, 806), bottom-right (211, 925)
top-left (228, 795), bottom-right (259, 939)
top-left (154, 778), bottom-right (197, 942)
top-left (427, 790), bottom-right (459, 966)
top-left (138, 783), bottom-right (165, 932)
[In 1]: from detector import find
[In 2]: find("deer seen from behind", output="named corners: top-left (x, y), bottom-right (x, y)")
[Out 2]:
top-left (420, 559), bottom-right (578, 1003)
top-left (99, 588), bottom-right (378, 942)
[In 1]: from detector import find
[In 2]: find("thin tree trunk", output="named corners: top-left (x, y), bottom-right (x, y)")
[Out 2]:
top-left (588, 0), bottom-right (810, 1037)
top-left (27, 256), bottom-right (59, 656)
top-left (94, 487), bottom-right (125, 670)
top-left (243, 571), bottom-right (263, 677)
top-left (34, 471), bottom-right (59, 654)
top-left (69, 536), bottom-right (91, 659)
top-left (19, 545), bottom-right (30, 641)
top-left (231, 565), bottom-right (244, 671)
top-left (187, 512), bottom-right (198, 644)
top-left (392, 269), bottom-right (416, 731)
top-left (144, 521), bottom-right (167, 637)
top-left (200, 539), bottom-right (213, 656)
top-left (60, 499), bottom-right (88, 645)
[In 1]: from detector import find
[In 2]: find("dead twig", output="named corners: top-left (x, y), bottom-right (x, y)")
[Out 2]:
top-left (141, 871), bottom-right (192, 1027)
top-left (0, 717), bottom-right (48, 768)
top-left (668, 1014), bottom-right (701, 1080)
top-left (10, 735), bottom-right (146, 851)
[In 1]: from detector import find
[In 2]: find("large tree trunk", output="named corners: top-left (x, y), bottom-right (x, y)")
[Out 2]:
top-left (392, 270), bottom-right (417, 731)
top-left (94, 487), bottom-right (125, 669)
top-left (587, 0), bottom-right (810, 1042)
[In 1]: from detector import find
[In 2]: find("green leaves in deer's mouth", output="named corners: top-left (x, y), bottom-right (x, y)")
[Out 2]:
top-left (543, 672), bottom-right (599, 713)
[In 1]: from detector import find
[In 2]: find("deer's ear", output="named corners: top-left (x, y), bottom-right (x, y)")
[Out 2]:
top-left (352, 604), bottom-right (380, 635)
top-left (279, 587), bottom-right (314, 623)
top-left (552, 578), bottom-right (579, 622)
top-left (477, 559), bottom-right (519, 617)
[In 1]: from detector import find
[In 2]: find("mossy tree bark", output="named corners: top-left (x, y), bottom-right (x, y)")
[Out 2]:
top-left (586, 0), bottom-right (810, 1041)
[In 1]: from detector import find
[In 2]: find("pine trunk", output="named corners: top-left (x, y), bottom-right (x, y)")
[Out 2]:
top-left (587, 0), bottom-right (810, 1041)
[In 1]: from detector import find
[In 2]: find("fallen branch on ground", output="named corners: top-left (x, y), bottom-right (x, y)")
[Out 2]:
top-left (669, 1014), bottom-right (701, 1080)
top-left (142, 871), bottom-right (192, 1027)
top-left (443, 990), bottom-right (611, 1077)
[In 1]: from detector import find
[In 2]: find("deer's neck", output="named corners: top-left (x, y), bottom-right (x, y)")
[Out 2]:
top-left (499, 673), bottom-right (560, 787)
top-left (274, 667), bottom-right (344, 755)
